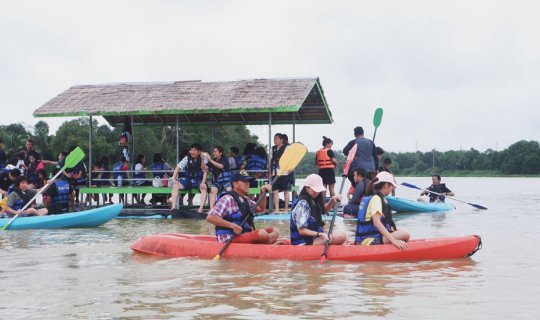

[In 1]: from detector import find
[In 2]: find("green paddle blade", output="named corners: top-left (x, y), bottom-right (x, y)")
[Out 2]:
top-left (277, 143), bottom-right (308, 175)
top-left (373, 108), bottom-right (384, 128)
top-left (62, 147), bottom-right (85, 170)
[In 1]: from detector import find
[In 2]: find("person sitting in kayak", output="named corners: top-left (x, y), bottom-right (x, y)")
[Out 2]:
top-left (290, 174), bottom-right (347, 246)
top-left (419, 174), bottom-right (454, 203)
top-left (207, 170), bottom-right (279, 244)
top-left (343, 168), bottom-right (369, 218)
top-left (2, 176), bottom-right (48, 217)
top-left (0, 168), bottom-right (21, 197)
top-left (169, 143), bottom-right (209, 213)
top-left (43, 178), bottom-right (72, 215)
top-left (355, 171), bottom-right (409, 250)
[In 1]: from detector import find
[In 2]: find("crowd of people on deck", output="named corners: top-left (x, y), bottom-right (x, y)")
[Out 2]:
top-left (0, 125), bottom-right (455, 251)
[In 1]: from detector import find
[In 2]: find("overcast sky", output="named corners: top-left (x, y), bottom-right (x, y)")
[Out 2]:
top-left (1, 0), bottom-right (539, 153)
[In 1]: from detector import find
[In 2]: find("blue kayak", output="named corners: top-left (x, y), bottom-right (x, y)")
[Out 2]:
top-left (386, 196), bottom-right (455, 213)
top-left (0, 204), bottom-right (123, 230)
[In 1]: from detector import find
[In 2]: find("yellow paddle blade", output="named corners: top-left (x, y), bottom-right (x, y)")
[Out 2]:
top-left (277, 142), bottom-right (308, 176)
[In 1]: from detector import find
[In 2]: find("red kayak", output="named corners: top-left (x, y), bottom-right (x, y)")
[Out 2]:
top-left (131, 233), bottom-right (481, 262)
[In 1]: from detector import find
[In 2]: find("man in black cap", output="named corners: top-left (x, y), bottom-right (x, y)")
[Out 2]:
top-left (207, 170), bottom-right (280, 244)
top-left (343, 126), bottom-right (379, 184)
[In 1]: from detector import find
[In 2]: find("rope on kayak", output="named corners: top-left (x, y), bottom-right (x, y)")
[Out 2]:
top-left (466, 235), bottom-right (482, 257)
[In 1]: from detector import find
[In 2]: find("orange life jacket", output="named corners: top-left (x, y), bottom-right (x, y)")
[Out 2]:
top-left (316, 148), bottom-right (335, 169)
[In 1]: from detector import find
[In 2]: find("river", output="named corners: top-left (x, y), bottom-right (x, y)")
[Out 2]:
top-left (1, 177), bottom-right (539, 319)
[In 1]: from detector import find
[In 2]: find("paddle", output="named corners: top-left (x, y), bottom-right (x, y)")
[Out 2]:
top-left (1, 147), bottom-right (86, 230)
top-left (213, 142), bottom-right (308, 260)
top-left (401, 182), bottom-right (488, 210)
top-left (320, 108), bottom-right (384, 263)
top-left (372, 107), bottom-right (383, 141)
top-left (319, 177), bottom-right (346, 264)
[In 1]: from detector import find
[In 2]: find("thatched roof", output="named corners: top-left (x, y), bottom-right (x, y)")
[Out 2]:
top-left (33, 78), bottom-right (332, 126)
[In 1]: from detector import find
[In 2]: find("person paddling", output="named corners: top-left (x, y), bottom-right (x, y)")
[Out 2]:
top-left (207, 170), bottom-right (279, 244)
top-left (355, 172), bottom-right (409, 250)
top-left (419, 174), bottom-right (454, 203)
top-left (43, 178), bottom-right (72, 214)
top-left (290, 174), bottom-right (347, 246)
top-left (2, 176), bottom-right (48, 217)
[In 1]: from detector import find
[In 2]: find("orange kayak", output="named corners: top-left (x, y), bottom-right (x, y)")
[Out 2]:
top-left (131, 233), bottom-right (481, 262)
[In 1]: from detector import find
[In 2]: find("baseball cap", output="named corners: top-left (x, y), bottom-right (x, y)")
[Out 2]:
top-left (304, 174), bottom-right (326, 193)
top-left (230, 170), bottom-right (252, 182)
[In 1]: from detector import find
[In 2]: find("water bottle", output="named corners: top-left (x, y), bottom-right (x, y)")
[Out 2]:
top-left (117, 175), bottom-right (122, 187)
top-left (163, 173), bottom-right (169, 188)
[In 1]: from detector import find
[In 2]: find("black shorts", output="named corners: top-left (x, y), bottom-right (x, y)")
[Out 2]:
top-left (318, 168), bottom-right (336, 185)
top-left (272, 175), bottom-right (290, 192)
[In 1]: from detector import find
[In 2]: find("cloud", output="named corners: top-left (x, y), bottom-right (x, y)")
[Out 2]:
top-left (0, 0), bottom-right (539, 153)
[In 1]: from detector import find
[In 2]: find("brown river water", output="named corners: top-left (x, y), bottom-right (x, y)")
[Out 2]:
top-left (1, 177), bottom-right (539, 319)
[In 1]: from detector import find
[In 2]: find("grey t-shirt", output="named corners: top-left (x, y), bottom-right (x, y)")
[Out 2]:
top-left (6, 189), bottom-right (37, 209)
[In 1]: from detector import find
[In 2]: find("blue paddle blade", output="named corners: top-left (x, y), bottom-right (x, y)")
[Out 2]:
top-left (469, 203), bottom-right (488, 210)
top-left (401, 182), bottom-right (421, 190)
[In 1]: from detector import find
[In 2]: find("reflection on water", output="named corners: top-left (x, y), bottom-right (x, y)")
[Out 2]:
top-left (1, 177), bottom-right (539, 319)
top-left (114, 254), bottom-right (479, 319)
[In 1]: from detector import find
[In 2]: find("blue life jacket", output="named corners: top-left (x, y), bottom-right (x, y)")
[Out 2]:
top-left (215, 191), bottom-right (254, 238)
top-left (133, 164), bottom-right (145, 185)
top-left (216, 170), bottom-right (232, 185)
top-left (112, 162), bottom-right (127, 180)
top-left (246, 154), bottom-right (267, 171)
top-left (26, 164), bottom-right (40, 185)
top-left (151, 162), bottom-right (166, 178)
top-left (210, 158), bottom-right (231, 184)
top-left (290, 193), bottom-right (324, 245)
top-left (355, 193), bottom-right (396, 245)
top-left (234, 156), bottom-right (244, 170)
top-left (7, 183), bottom-right (16, 195)
top-left (185, 155), bottom-right (204, 180)
top-left (11, 189), bottom-right (32, 211)
top-left (50, 180), bottom-right (70, 214)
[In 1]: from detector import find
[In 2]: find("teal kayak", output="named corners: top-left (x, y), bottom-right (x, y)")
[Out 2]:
top-left (386, 196), bottom-right (455, 213)
top-left (0, 204), bottom-right (123, 230)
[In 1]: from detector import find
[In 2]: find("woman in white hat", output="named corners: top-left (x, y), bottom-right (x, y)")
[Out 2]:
top-left (355, 171), bottom-right (410, 250)
top-left (290, 174), bottom-right (347, 246)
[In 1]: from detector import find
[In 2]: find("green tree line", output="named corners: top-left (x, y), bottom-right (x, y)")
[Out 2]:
top-left (1, 119), bottom-right (538, 176)
top-left (293, 140), bottom-right (540, 176)
top-left (0, 119), bottom-right (260, 167)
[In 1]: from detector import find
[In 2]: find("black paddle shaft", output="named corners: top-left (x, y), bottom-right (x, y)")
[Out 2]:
top-left (320, 175), bottom-right (347, 260)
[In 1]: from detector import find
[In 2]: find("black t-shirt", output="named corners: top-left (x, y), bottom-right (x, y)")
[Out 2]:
top-left (208, 157), bottom-right (230, 181)
top-left (0, 171), bottom-right (12, 191)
